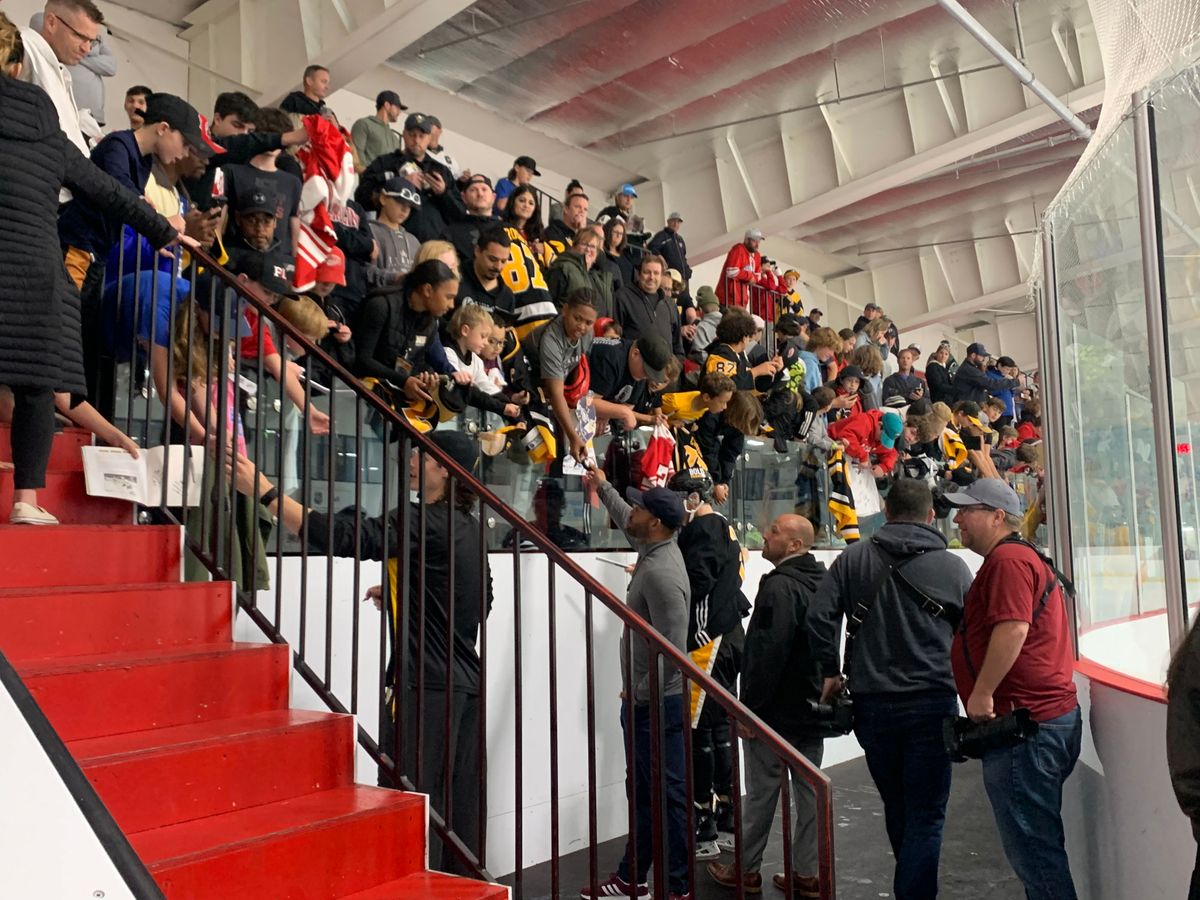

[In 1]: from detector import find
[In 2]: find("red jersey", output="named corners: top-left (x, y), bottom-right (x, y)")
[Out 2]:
top-left (827, 409), bottom-right (898, 473)
top-left (951, 540), bottom-right (1077, 722)
top-left (715, 243), bottom-right (761, 308)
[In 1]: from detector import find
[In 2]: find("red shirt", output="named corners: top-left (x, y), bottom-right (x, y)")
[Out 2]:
top-left (827, 409), bottom-right (898, 473)
top-left (952, 540), bottom-right (1077, 722)
top-left (239, 306), bottom-right (278, 361)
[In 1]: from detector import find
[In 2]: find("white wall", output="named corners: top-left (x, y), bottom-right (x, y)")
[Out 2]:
top-left (1064, 674), bottom-right (1194, 899)
top-left (238, 549), bottom-right (869, 876)
top-left (0, 685), bottom-right (136, 899)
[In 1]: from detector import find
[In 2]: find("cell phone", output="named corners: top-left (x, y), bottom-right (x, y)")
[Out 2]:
top-left (208, 196), bottom-right (228, 211)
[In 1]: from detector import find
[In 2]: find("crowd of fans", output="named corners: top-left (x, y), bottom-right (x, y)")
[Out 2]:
top-left (0, 5), bottom-right (1083, 900)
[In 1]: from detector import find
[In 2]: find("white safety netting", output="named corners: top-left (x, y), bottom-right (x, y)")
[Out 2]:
top-left (1032, 0), bottom-right (1200, 283)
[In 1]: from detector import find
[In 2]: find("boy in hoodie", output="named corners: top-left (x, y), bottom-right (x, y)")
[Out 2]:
top-left (806, 479), bottom-right (973, 900)
top-left (827, 407), bottom-right (910, 477)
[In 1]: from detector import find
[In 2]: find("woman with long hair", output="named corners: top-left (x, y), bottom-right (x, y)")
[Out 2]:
top-left (925, 343), bottom-right (954, 405)
top-left (499, 184), bottom-right (556, 339)
top-left (598, 216), bottom-right (633, 288)
top-left (0, 12), bottom-right (182, 525)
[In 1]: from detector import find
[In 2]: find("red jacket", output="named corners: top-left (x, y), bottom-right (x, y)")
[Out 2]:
top-left (716, 243), bottom-right (761, 308)
top-left (827, 409), bottom-right (898, 473)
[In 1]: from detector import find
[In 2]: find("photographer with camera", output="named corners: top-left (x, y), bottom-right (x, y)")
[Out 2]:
top-left (945, 478), bottom-right (1081, 900)
top-left (706, 515), bottom-right (827, 897)
top-left (807, 479), bottom-right (972, 900)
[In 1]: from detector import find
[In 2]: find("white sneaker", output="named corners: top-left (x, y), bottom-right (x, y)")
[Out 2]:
top-left (9, 502), bottom-right (59, 525)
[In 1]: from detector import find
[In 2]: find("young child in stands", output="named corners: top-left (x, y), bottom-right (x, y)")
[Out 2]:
top-left (696, 390), bottom-right (763, 505)
top-left (443, 304), bottom-right (523, 421)
top-left (228, 252), bottom-right (331, 435)
top-left (660, 372), bottom-right (736, 426)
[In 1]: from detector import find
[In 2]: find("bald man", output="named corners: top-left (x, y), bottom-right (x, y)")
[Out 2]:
top-left (706, 514), bottom-right (829, 896)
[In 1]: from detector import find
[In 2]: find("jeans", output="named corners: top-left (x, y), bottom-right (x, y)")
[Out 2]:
top-left (8, 386), bottom-right (55, 490)
top-left (981, 705), bottom-right (1082, 900)
top-left (617, 695), bottom-right (689, 894)
top-left (854, 691), bottom-right (958, 900)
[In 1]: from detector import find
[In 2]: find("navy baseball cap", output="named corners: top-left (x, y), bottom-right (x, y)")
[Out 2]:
top-left (625, 485), bottom-right (685, 529)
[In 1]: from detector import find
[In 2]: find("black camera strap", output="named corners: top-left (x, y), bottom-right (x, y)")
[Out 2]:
top-left (958, 535), bottom-right (1073, 679)
top-left (843, 539), bottom-right (927, 684)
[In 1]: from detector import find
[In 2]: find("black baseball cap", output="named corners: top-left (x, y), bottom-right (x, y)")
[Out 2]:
top-left (233, 188), bottom-right (281, 217)
top-left (404, 112), bottom-right (434, 133)
top-left (514, 155), bottom-right (541, 176)
top-left (624, 485), bottom-right (685, 530)
top-left (142, 93), bottom-right (225, 158)
top-left (464, 173), bottom-right (493, 188)
top-left (228, 249), bottom-right (298, 297)
top-left (634, 335), bottom-right (672, 384)
top-left (381, 177), bottom-right (423, 208)
top-left (429, 430), bottom-right (479, 476)
top-left (810, 308), bottom-right (823, 316)
top-left (376, 90), bottom-right (408, 110)
top-left (967, 342), bottom-right (990, 357)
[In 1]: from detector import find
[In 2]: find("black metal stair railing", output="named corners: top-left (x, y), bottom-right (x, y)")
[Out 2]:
top-left (103, 242), bottom-right (837, 899)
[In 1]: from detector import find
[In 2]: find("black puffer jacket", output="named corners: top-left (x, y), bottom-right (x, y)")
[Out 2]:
top-left (0, 77), bottom-right (175, 394)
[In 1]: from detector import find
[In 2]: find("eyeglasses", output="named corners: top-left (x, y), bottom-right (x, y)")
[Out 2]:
top-left (578, 244), bottom-right (599, 254)
top-left (50, 12), bottom-right (101, 47)
top-left (955, 504), bottom-right (998, 515)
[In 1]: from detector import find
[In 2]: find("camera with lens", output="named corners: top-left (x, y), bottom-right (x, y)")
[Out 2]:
top-left (807, 693), bottom-right (854, 736)
top-left (942, 708), bottom-right (1039, 762)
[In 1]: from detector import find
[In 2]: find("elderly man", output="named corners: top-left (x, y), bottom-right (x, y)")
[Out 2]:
top-left (716, 228), bottom-right (763, 309)
top-left (708, 514), bottom-right (827, 898)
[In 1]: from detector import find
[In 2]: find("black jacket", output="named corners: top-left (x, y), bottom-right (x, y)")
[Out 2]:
top-left (953, 359), bottom-right (1019, 405)
top-left (806, 522), bottom-right (973, 696)
top-left (925, 361), bottom-right (954, 405)
top-left (352, 291), bottom-right (451, 384)
top-left (648, 228), bottom-right (691, 281)
top-left (0, 78), bottom-right (174, 394)
top-left (741, 553), bottom-right (828, 738)
top-left (1168, 620), bottom-right (1200, 840)
top-left (308, 502), bottom-right (492, 694)
top-left (598, 251), bottom-right (633, 291)
top-left (693, 412), bottom-right (744, 486)
top-left (280, 92), bottom-right (325, 116)
top-left (329, 199), bottom-right (373, 323)
top-left (678, 513), bottom-right (748, 650)
top-left (614, 283), bottom-right (683, 357)
top-left (356, 150), bottom-right (465, 243)
top-left (447, 212), bottom-right (500, 269)
top-left (881, 371), bottom-right (925, 403)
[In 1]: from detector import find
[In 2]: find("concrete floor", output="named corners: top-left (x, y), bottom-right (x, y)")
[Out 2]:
top-left (505, 755), bottom-right (1024, 899)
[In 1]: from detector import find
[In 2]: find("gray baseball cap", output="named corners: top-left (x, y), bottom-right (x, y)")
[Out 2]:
top-left (942, 478), bottom-right (1023, 517)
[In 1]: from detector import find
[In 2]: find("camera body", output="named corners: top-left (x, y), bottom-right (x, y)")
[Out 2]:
top-left (807, 693), bottom-right (854, 736)
top-left (942, 708), bottom-right (1039, 762)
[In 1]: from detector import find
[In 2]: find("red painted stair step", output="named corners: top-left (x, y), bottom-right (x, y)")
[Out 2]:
top-left (132, 785), bottom-right (427, 899)
top-left (0, 524), bottom-right (182, 587)
top-left (0, 581), bottom-right (231, 663)
top-left (0, 468), bottom-right (132, 525)
top-left (0, 423), bottom-right (91, 471)
top-left (69, 709), bottom-right (355, 834)
top-left (16, 641), bottom-right (289, 741)
top-left (340, 871), bottom-right (510, 899)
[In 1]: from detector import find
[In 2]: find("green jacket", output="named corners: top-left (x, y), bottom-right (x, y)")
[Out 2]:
top-left (547, 250), bottom-right (615, 319)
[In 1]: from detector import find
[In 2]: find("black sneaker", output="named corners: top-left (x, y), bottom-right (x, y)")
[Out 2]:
top-left (695, 805), bottom-right (719, 859)
top-left (715, 798), bottom-right (735, 851)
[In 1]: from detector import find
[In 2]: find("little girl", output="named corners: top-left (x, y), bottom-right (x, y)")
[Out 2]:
top-left (443, 305), bottom-right (523, 422)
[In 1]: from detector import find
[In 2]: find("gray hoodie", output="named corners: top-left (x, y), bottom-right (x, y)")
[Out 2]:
top-left (806, 521), bottom-right (973, 695)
